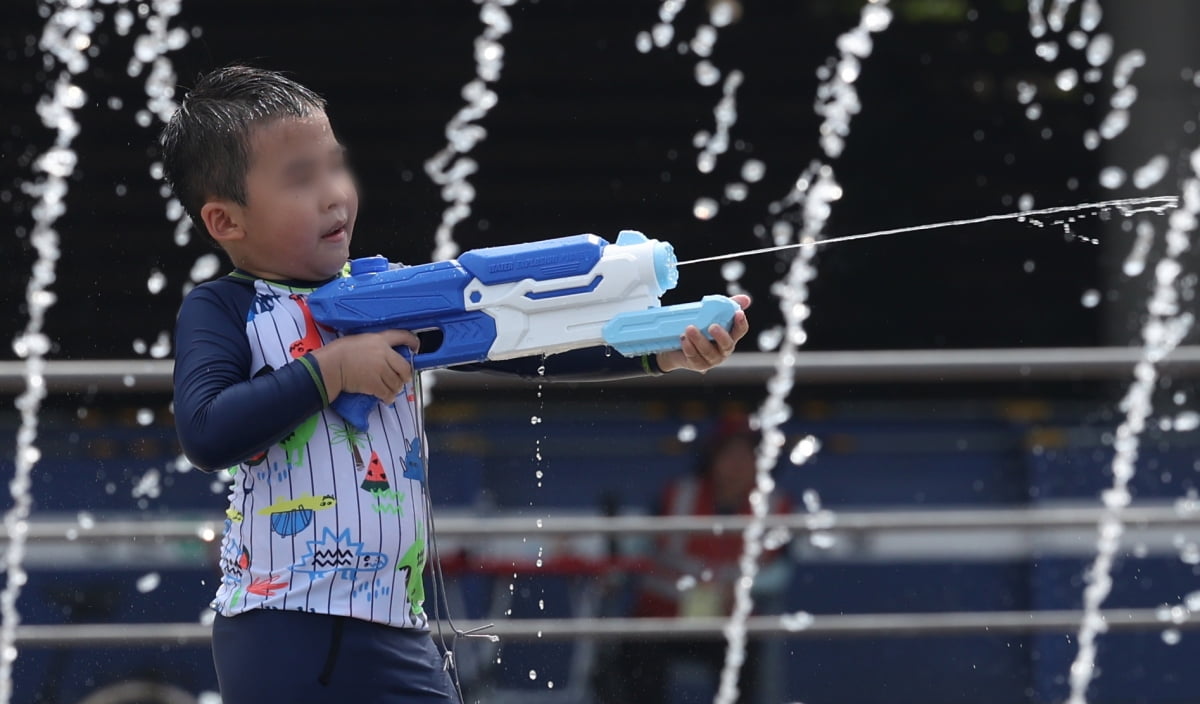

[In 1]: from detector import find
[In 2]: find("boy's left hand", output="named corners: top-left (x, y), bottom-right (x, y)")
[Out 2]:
top-left (655, 295), bottom-right (752, 373)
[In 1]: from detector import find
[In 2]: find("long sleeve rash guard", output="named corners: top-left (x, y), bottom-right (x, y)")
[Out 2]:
top-left (173, 269), bottom-right (661, 627)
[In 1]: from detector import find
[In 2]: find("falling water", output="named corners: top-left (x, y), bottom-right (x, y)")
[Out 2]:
top-left (1065, 153), bottom-right (1200, 704)
top-left (2, 3), bottom-right (97, 701)
top-left (424, 0), bottom-right (518, 263)
top-left (714, 3), bottom-right (893, 703)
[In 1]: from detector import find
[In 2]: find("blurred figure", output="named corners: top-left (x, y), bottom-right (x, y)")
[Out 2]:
top-left (596, 414), bottom-right (792, 704)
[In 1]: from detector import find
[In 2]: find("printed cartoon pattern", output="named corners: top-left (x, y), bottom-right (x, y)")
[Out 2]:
top-left (279, 413), bottom-right (319, 468)
top-left (396, 527), bottom-right (427, 626)
top-left (257, 494), bottom-right (336, 537)
top-left (402, 438), bottom-right (424, 483)
top-left (288, 294), bottom-right (323, 358)
top-left (292, 528), bottom-right (390, 579)
top-left (211, 280), bottom-right (428, 628)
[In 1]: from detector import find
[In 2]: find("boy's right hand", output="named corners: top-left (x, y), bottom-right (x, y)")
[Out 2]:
top-left (311, 330), bottom-right (421, 403)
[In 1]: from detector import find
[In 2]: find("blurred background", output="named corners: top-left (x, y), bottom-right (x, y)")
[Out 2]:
top-left (3, 0), bottom-right (1200, 702)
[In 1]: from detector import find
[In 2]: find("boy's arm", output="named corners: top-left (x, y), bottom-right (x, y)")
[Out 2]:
top-left (455, 295), bottom-right (751, 380)
top-left (173, 285), bottom-right (327, 472)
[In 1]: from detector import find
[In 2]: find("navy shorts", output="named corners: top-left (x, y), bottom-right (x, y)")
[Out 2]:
top-left (212, 610), bottom-right (461, 703)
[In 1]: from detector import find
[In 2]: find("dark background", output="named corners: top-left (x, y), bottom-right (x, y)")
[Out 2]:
top-left (3, 0), bottom-right (1197, 362)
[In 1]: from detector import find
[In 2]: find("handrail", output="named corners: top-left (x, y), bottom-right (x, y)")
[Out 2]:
top-left (14, 609), bottom-right (1197, 647)
top-left (3, 346), bottom-right (1200, 391)
top-left (3, 505), bottom-right (1197, 541)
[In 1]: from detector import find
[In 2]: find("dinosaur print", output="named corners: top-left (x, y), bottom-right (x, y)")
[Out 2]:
top-left (396, 527), bottom-right (427, 626)
top-left (279, 413), bottom-right (320, 467)
top-left (289, 294), bottom-right (324, 358)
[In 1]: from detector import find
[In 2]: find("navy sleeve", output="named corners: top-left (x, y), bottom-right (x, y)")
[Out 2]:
top-left (173, 280), bottom-right (327, 472)
top-left (453, 346), bottom-right (663, 381)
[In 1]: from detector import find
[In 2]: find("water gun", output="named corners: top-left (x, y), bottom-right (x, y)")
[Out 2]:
top-left (308, 230), bottom-right (738, 431)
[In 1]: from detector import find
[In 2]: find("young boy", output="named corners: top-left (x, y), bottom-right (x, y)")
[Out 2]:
top-left (164, 65), bottom-right (750, 703)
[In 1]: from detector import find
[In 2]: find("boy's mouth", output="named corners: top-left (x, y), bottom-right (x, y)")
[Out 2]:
top-left (322, 223), bottom-right (348, 241)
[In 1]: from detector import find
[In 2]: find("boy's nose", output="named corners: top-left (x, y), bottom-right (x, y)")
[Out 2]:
top-left (325, 178), bottom-right (353, 209)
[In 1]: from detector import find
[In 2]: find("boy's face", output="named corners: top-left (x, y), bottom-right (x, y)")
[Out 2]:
top-left (209, 111), bottom-right (358, 281)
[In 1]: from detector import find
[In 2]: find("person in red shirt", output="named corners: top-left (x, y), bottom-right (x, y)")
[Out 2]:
top-left (598, 414), bottom-right (793, 703)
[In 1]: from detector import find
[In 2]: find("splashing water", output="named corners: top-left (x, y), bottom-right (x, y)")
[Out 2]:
top-left (676, 196), bottom-right (1177, 266)
top-left (1064, 151), bottom-right (1200, 704)
top-left (424, 0), bottom-right (518, 263)
top-left (714, 4), bottom-right (892, 703)
top-left (124, 0), bottom-right (193, 257)
top-left (3, 4), bottom-right (98, 700)
top-left (419, 0), bottom-right (517, 409)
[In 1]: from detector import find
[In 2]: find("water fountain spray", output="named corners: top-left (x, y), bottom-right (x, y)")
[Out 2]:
top-left (1065, 152), bottom-right (1200, 704)
top-left (714, 3), bottom-right (893, 703)
top-left (2, 4), bottom-right (97, 701)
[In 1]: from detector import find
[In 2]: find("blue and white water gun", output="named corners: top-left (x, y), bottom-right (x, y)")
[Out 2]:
top-left (308, 230), bottom-right (738, 431)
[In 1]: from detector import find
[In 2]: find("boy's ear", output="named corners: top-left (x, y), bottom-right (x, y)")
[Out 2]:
top-left (200, 200), bottom-right (246, 244)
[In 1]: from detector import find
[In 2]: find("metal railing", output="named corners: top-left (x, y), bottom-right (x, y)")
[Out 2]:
top-left (15, 609), bottom-right (1200, 647)
top-left (4, 349), bottom-right (1200, 648)
top-left (3, 346), bottom-right (1200, 391)
top-left (3, 505), bottom-right (1198, 541)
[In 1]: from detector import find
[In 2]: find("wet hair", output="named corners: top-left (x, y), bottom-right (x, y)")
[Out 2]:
top-left (159, 65), bottom-right (326, 239)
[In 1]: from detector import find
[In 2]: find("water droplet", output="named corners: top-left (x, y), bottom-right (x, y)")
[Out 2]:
top-left (677, 424), bottom-right (697, 443)
top-left (810, 532), bottom-right (837, 549)
top-left (1016, 81), bottom-right (1037, 105)
top-left (651, 23), bottom-right (673, 48)
top-left (1099, 109), bottom-right (1129, 140)
top-left (739, 159), bottom-right (766, 184)
top-left (1162, 629), bottom-right (1182, 645)
top-left (1081, 290), bottom-right (1101, 308)
top-left (1099, 166), bottom-right (1126, 189)
top-left (1056, 68), bottom-right (1079, 92)
top-left (1132, 155), bottom-right (1169, 190)
top-left (757, 326), bottom-right (783, 351)
top-left (137, 408), bottom-right (154, 426)
top-left (1018, 194), bottom-right (1034, 212)
top-left (721, 260), bottom-right (745, 281)
top-left (709, 0), bottom-right (736, 27)
top-left (802, 489), bottom-right (822, 513)
top-left (676, 575), bottom-right (697, 591)
top-left (861, 4), bottom-right (893, 32)
top-left (1034, 41), bottom-right (1059, 61)
top-left (1173, 412), bottom-right (1200, 432)
top-left (189, 253), bottom-right (220, 282)
top-left (724, 182), bottom-right (748, 201)
top-left (693, 197), bottom-right (719, 220)
top-left (789, 435), bottom-right (820, 464)
top-left (781, 611), bottom-right (814, 631)
top-left (1086, 33), bottom-right (1114, 67)
top-left (77, 512), bottom-right (95, 529)
top-left (695, 60), bottom-right (721, 86)
top-left (147, 269), bottom-right (166, 294)
top-left (149, 331), bottom-right (171, 358)
top-left (136, 572), bottom-right (161, 593)
top-left (530, 416), bottom-right (542, 425)
top-left (1024, 260), bottom-right (1036, 273)
top-left (635, 31), bottom-right (652, 53)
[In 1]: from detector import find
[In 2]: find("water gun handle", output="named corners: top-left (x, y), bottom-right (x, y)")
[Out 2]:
top-left (329, 348), bottom-right (415, 433)
top-left (330, 393), bottom-right (379, 434)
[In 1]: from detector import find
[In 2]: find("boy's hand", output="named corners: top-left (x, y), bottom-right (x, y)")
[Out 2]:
top-left (655, 295), bottom-right (751, 374)
top-left (311, 329), bottom-right (421, 403)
